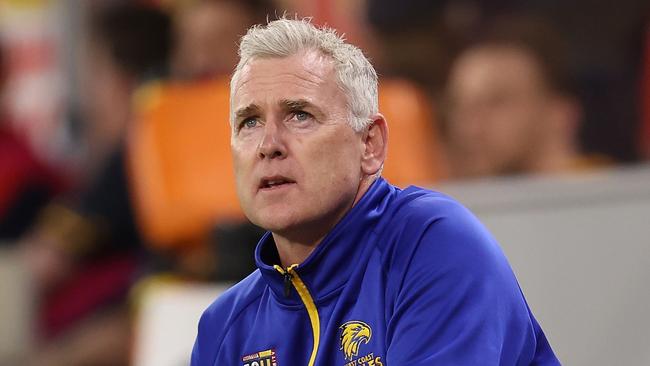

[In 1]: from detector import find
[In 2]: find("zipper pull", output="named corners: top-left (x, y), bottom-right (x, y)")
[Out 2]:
top-left (283, 271), bottom-right (293, 298)
top-left (274, 264), bottom-right (298, 298)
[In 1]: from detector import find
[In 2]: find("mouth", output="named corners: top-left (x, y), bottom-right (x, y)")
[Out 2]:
top-left (258, 176), bottom-right (297, 191)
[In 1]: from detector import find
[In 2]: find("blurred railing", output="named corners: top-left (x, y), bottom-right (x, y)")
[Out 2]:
top-left (0, 247), bottom-right (34, 364)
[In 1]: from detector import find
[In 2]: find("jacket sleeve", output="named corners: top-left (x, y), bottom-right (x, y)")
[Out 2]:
top-left (384, 200), bottom-right (559, 365)
top-left (191, 308), bottom-right (218, 366)
top-left (191, 291), bottom-right (236, 366)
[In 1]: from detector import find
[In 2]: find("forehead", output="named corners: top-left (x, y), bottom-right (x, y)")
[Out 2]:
top-left (450, 46), bottom-right (546, 95)
top-left (232, 50), bottom-right (345, 109)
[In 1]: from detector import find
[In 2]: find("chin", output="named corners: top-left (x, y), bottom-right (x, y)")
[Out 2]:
top-left (248, 209), bottom-right (298, 233)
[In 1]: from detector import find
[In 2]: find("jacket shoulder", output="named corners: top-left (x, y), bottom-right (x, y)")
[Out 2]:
top-left (381, 185), bottom-right (488, 246)
top-left (393, 185), bottom-right (475, 225)
top-left (380, 186), bottom-right (559, 364)
top-left (380, 185), bottom-right (509, 286)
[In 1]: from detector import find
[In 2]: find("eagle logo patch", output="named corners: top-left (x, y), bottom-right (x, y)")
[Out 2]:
top-left (339, 321), bottom-right (372, 361)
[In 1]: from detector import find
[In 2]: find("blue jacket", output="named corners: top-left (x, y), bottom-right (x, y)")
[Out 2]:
top-left (192, 178), bottom-right (560, 365)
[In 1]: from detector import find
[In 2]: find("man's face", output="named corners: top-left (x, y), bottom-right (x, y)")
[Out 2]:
top-left (445, 46), bottom-right (552, 177)
top-left (230, 50), bottom-right (366, 239)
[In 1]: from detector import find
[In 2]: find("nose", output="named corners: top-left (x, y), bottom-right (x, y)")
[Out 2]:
top-left (257, 121), bottom-right (287, 160)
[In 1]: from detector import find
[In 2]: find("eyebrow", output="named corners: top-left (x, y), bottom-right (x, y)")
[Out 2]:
top-left (282, 99), bottom-right (309, 110)
top-left (280, 99), bottom-right (325, 118)
top-left (234, 99), bottom-right (326, 120)
top-left (234, 104), bottom-right (261, 120)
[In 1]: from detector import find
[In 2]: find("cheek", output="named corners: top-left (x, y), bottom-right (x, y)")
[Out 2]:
top-left (501, 109), bottom-right (538, 145)
top-left (310, 133), bottom-right (362, 184)
top-left (231, 144), bottom-right (254, 190)
top-left (488, 104), bottom-right (528, 141)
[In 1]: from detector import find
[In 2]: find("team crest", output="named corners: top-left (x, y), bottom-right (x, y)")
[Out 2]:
top-left (242, 349), bottom-right (277, 366)
top-left (339, 321), bottom-right (372, 361)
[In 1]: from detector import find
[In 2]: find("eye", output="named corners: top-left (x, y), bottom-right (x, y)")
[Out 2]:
top-left (292, 111), bottom-right (312, 122)
top-left (239, 117), bottom-right (258, 130)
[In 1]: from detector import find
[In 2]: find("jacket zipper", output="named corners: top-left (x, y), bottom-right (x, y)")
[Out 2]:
top-left (274, 264), bottom-right (320, 366)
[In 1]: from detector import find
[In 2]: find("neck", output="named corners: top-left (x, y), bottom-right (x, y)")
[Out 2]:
top-left (273, 235), bottom-right (323, 268)
top-left (272, 175), bottom-right (377, 268)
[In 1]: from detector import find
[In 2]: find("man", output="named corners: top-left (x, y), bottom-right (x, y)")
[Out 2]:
top-left (192, 18), bottom-right (559, 365)
top-left (442, 17), bottom-right (599, 179)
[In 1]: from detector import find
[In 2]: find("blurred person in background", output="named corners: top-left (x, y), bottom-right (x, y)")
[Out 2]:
top-left (19, 3), bottom-right (172, 365)
top-left (367, 1), bottom-right (648, 171)
top-left (365, 0), bottom-right (518, 98)
top-left (521, 1), bottom-right (649, 164)
top-left (442, 16), bottom-right (606, 179)
top-left (171, 0), bottom-right (274, 81)
top-left (0, 43), bottom-right (66, 241)
top-left (79, 2), bottom-right (172, 176)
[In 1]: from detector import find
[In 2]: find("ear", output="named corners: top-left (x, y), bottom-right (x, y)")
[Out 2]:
top-left (361, 113), bottom-right (388, 176)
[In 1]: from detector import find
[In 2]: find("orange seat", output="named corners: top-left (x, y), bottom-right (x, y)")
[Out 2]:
top-left (127, 77), bottom-right (445, 250)
top-left (127, 78), bottom-right (242, 250)
top-left (379, 79), bottom-right (447, 187)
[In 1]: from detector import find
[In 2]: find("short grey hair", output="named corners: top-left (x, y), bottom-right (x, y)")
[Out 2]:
top-left (230, 17), bottom-right (378, 132)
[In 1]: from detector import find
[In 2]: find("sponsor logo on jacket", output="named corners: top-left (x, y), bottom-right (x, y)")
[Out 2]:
top-left (242, 349), bottom-right (277, 366)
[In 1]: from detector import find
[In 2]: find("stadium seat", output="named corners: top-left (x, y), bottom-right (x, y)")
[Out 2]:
top-left (127, 78), bottom-right (242, 250)
top-left (379, 78), bottom-right (447, 186)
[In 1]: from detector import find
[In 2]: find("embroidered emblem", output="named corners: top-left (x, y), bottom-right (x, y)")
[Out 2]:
top-left (242, 348), bottom-right (277, 366)
top-left (339, 321), bottom-right (372, 361)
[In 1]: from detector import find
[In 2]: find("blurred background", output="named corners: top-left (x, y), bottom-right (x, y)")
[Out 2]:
top-left (0, 0), bottom-right (649, 365)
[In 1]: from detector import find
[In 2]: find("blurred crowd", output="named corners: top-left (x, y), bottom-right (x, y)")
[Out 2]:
top-left (0, 0), bottom-right (648, 365)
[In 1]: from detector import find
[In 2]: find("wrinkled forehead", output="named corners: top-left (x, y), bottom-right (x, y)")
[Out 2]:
top-left (232, 49), bottom-right (336, 92)
top-left (230, 50), bottom-right (346, 118)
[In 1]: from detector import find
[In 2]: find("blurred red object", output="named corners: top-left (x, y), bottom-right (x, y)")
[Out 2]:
top-left (39, 253), bottom-right (137, 339)
top-left (0, 124), bottom-right (64, 233)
